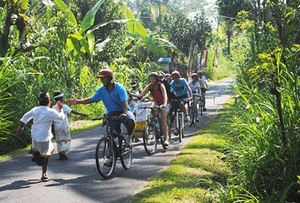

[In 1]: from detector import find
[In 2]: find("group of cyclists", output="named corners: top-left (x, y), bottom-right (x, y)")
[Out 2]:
top-left (128, 69), bottom-right (208, 148)
top-left (18, 67), bottom-right (208, 180)
top-left (69, 67), bottom-right (208, 149)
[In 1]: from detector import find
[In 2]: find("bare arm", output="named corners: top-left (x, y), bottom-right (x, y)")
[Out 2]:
top-left (71, 110), bottom-right (88, 117)
top-left (129, 85), bottom-right (150, 98)
top-left (68, 97), bottom-right (93, 105)
top-left (186, 84), bottom-right (193, 98)
top-left (159, 83), bottom-right (168, 106)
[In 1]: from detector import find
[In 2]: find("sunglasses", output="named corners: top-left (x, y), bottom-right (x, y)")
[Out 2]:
top-left (173, 77), bottom-right (179, 79)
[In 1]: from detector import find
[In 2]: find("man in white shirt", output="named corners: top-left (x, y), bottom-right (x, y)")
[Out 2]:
top-left (17, 92), bottom-right (65, 182)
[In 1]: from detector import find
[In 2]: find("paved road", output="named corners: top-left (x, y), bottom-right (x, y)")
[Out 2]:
top-left (0, 77), bottom-right (235, 203)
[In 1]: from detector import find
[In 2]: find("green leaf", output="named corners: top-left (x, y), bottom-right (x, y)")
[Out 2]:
top-left (121, 5), bottom-right (148, 41)
top-left (54, 0), bottom-right (77, 26)
top-left (80, 0), bottom-right (105, 34)
top-left (20, 0), bottom-right (29, 10)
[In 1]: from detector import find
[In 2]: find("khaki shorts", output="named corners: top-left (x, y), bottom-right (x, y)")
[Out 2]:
top-left (32, 140), bottom-right (55, 157)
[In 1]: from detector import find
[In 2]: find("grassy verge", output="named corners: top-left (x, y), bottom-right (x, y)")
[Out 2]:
top-left (129, 103), bottom-right (233, 203)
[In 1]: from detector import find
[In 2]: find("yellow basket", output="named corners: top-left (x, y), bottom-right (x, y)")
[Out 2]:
top-left (132, 121), bottom-right (148, 137)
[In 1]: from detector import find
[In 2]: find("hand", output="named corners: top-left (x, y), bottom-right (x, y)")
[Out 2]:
top-left (56, 100), bottom-right (63, 111)
top-left (17, 126), bottom-right (24, 135)
top-left (119, 113), bottom-right (127, 122)
top-left (160, 104), bottom-right (166, 109)
top-left (68, 97), bottom-right (77, 105)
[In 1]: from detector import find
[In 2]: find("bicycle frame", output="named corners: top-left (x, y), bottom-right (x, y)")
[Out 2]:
top-left (95, 116), bottom-right (132, 178)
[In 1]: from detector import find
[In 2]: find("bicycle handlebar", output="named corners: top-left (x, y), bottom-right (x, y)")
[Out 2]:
top-left (91, 116), bottom-right (120, 121)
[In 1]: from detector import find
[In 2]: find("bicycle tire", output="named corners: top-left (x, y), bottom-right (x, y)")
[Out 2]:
top-left (143, 122), bottom-right (157, 155)
top-left (119, 136), bottom-right (132, 169)
top-left (181, 113), bottom-right (185, 139)
top-left (178, 112), bottom-right (183, 142)
top-left (188, 104), bottom-right (194, 127)
top-left (95, 137), bottom-right (116, 178)
top-left (199, 96), bottom-right (204, 116)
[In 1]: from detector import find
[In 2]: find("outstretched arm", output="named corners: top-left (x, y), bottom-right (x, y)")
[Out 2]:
top-left (69, 97), bottom-right (93, 105)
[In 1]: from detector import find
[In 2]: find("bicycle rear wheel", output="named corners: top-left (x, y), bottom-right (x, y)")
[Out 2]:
top-left (143, 122), bottom-right (157, 155)
top-left (95, 137), bottom-right (116, 178)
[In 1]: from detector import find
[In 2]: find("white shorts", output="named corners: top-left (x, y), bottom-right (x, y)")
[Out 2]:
top-left (32, 140), bottom-right (55, 157)
top-left (56, 141), bottom-right (71, 154)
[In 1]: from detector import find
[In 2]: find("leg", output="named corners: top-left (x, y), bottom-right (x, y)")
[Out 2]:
top-left (160, 110), bottom-right (169, 142)
top-left (41, 156), bottom-right (51, 181)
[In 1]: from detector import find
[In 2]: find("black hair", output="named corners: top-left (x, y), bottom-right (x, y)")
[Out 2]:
top-left (38, 92), bottom-right (50, 106)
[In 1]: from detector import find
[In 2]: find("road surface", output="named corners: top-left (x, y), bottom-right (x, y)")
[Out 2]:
top-left (0, 77), bottom-right (235, 203)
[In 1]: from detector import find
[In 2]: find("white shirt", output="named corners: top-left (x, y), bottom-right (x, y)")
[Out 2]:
top-left (133, 101), bottom-right (153, 122)
top-left (188, 81), bottom-right (201, 95)
top-left (20, 106), bottom-right (65, 142)
top-left (199, 75), bottom-right (207, 89)
top-left (52, 104), bottom-right (72, 131)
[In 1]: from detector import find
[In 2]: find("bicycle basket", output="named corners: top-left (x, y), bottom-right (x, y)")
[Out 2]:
top-left (132, 121), bottom-right (148, 137)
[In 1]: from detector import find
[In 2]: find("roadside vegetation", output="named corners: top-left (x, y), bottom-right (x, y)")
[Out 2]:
top-left (130, 101), bottom-right (233, 203)
top-left (0, 0), bottom-right (299, 202)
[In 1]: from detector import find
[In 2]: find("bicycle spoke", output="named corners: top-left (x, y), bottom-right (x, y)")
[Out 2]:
top-left (95, 138), bottom-right (116, 178)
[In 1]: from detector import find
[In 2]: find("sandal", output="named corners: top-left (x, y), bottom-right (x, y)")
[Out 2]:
top-left (41, 176), bottom-right (51, 182)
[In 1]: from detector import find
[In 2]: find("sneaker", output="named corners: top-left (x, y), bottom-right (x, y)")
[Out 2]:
top-left (126, 135), bottom-right (132, 146)
top-left (184, 115), bottom-right (190, 122)
top-left (41, 176), bottom-right (51, 182)
top-left (164, 141), bottom-right (169, 148)
top-left (196, 118), bottom-right (199, 122)
top-left (104, 159), bottom-right (113, 167)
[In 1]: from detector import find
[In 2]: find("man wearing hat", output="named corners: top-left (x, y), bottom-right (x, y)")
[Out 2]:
top-left (68, 69), bottom-right (135, 145)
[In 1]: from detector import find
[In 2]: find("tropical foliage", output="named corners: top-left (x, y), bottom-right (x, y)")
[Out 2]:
top-left (214, 1), bottom-right (300, 202)
top-left (0, 0), bottom-right (213, 154)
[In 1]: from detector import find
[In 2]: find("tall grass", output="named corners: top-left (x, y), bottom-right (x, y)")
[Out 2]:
top-left (217, 46), bottom-right (300, 202)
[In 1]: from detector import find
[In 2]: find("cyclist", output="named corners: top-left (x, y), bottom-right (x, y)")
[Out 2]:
top-left (170, 70), bottom-right (193, 123)
top-left (188, 73), bottom-right (202, 122)
top-left (128, 72), bottom-right (170, 148)
top-left (68, 68), bottom-right (135, 145)
top-left (197, 71), bottom-right (208, 111)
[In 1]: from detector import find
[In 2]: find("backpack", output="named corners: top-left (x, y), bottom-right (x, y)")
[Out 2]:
top-left (161, 80), bottom-right (176, 99)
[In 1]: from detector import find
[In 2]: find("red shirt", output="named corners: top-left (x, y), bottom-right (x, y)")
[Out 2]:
top-left (150, 82), bottom-right (164, 106)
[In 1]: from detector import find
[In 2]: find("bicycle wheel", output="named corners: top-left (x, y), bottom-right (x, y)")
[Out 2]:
top-left (119, 136), bottom-right (132, 169)
top-left (177, 112), bottom-right (183, 142)
top-left (199, 97), bottom-right (203, 116)
top-left (167, 113), bottom-right (172, 141)
top-left (143, 122), bottom-right (157, 155)
top-left (95, 137), bottom-right (116, 178)
top-left (188, 104), bottom-right (194, 127)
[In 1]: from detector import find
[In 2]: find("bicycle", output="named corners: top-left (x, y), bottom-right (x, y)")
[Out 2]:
top-left (169, 98), bottom-right (190, 142)
top-left (95, 116), bottom-right (132, 178)
top-left (143, 105), bottom-right (169, 155)
top-left (188, 95), bottom-right (201, 126)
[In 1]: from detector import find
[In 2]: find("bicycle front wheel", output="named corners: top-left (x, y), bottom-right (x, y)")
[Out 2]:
top-left (95, 137), bottom-right (116, 178)
top-left (119, 136), bottom-right (132, 169)
top-left (177, 112), bottom-right (183, 142)
top-left (143, 122), bottom-right (157, 155)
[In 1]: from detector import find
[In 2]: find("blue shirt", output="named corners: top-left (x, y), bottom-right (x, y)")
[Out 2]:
top-left (91, 83), bottom-right (128, 114)
top-left (171, 78), bottom-right (189, 97)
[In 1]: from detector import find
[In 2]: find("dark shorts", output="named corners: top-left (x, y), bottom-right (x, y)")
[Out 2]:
top-left (107, 111), bottom-right (135, 134)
